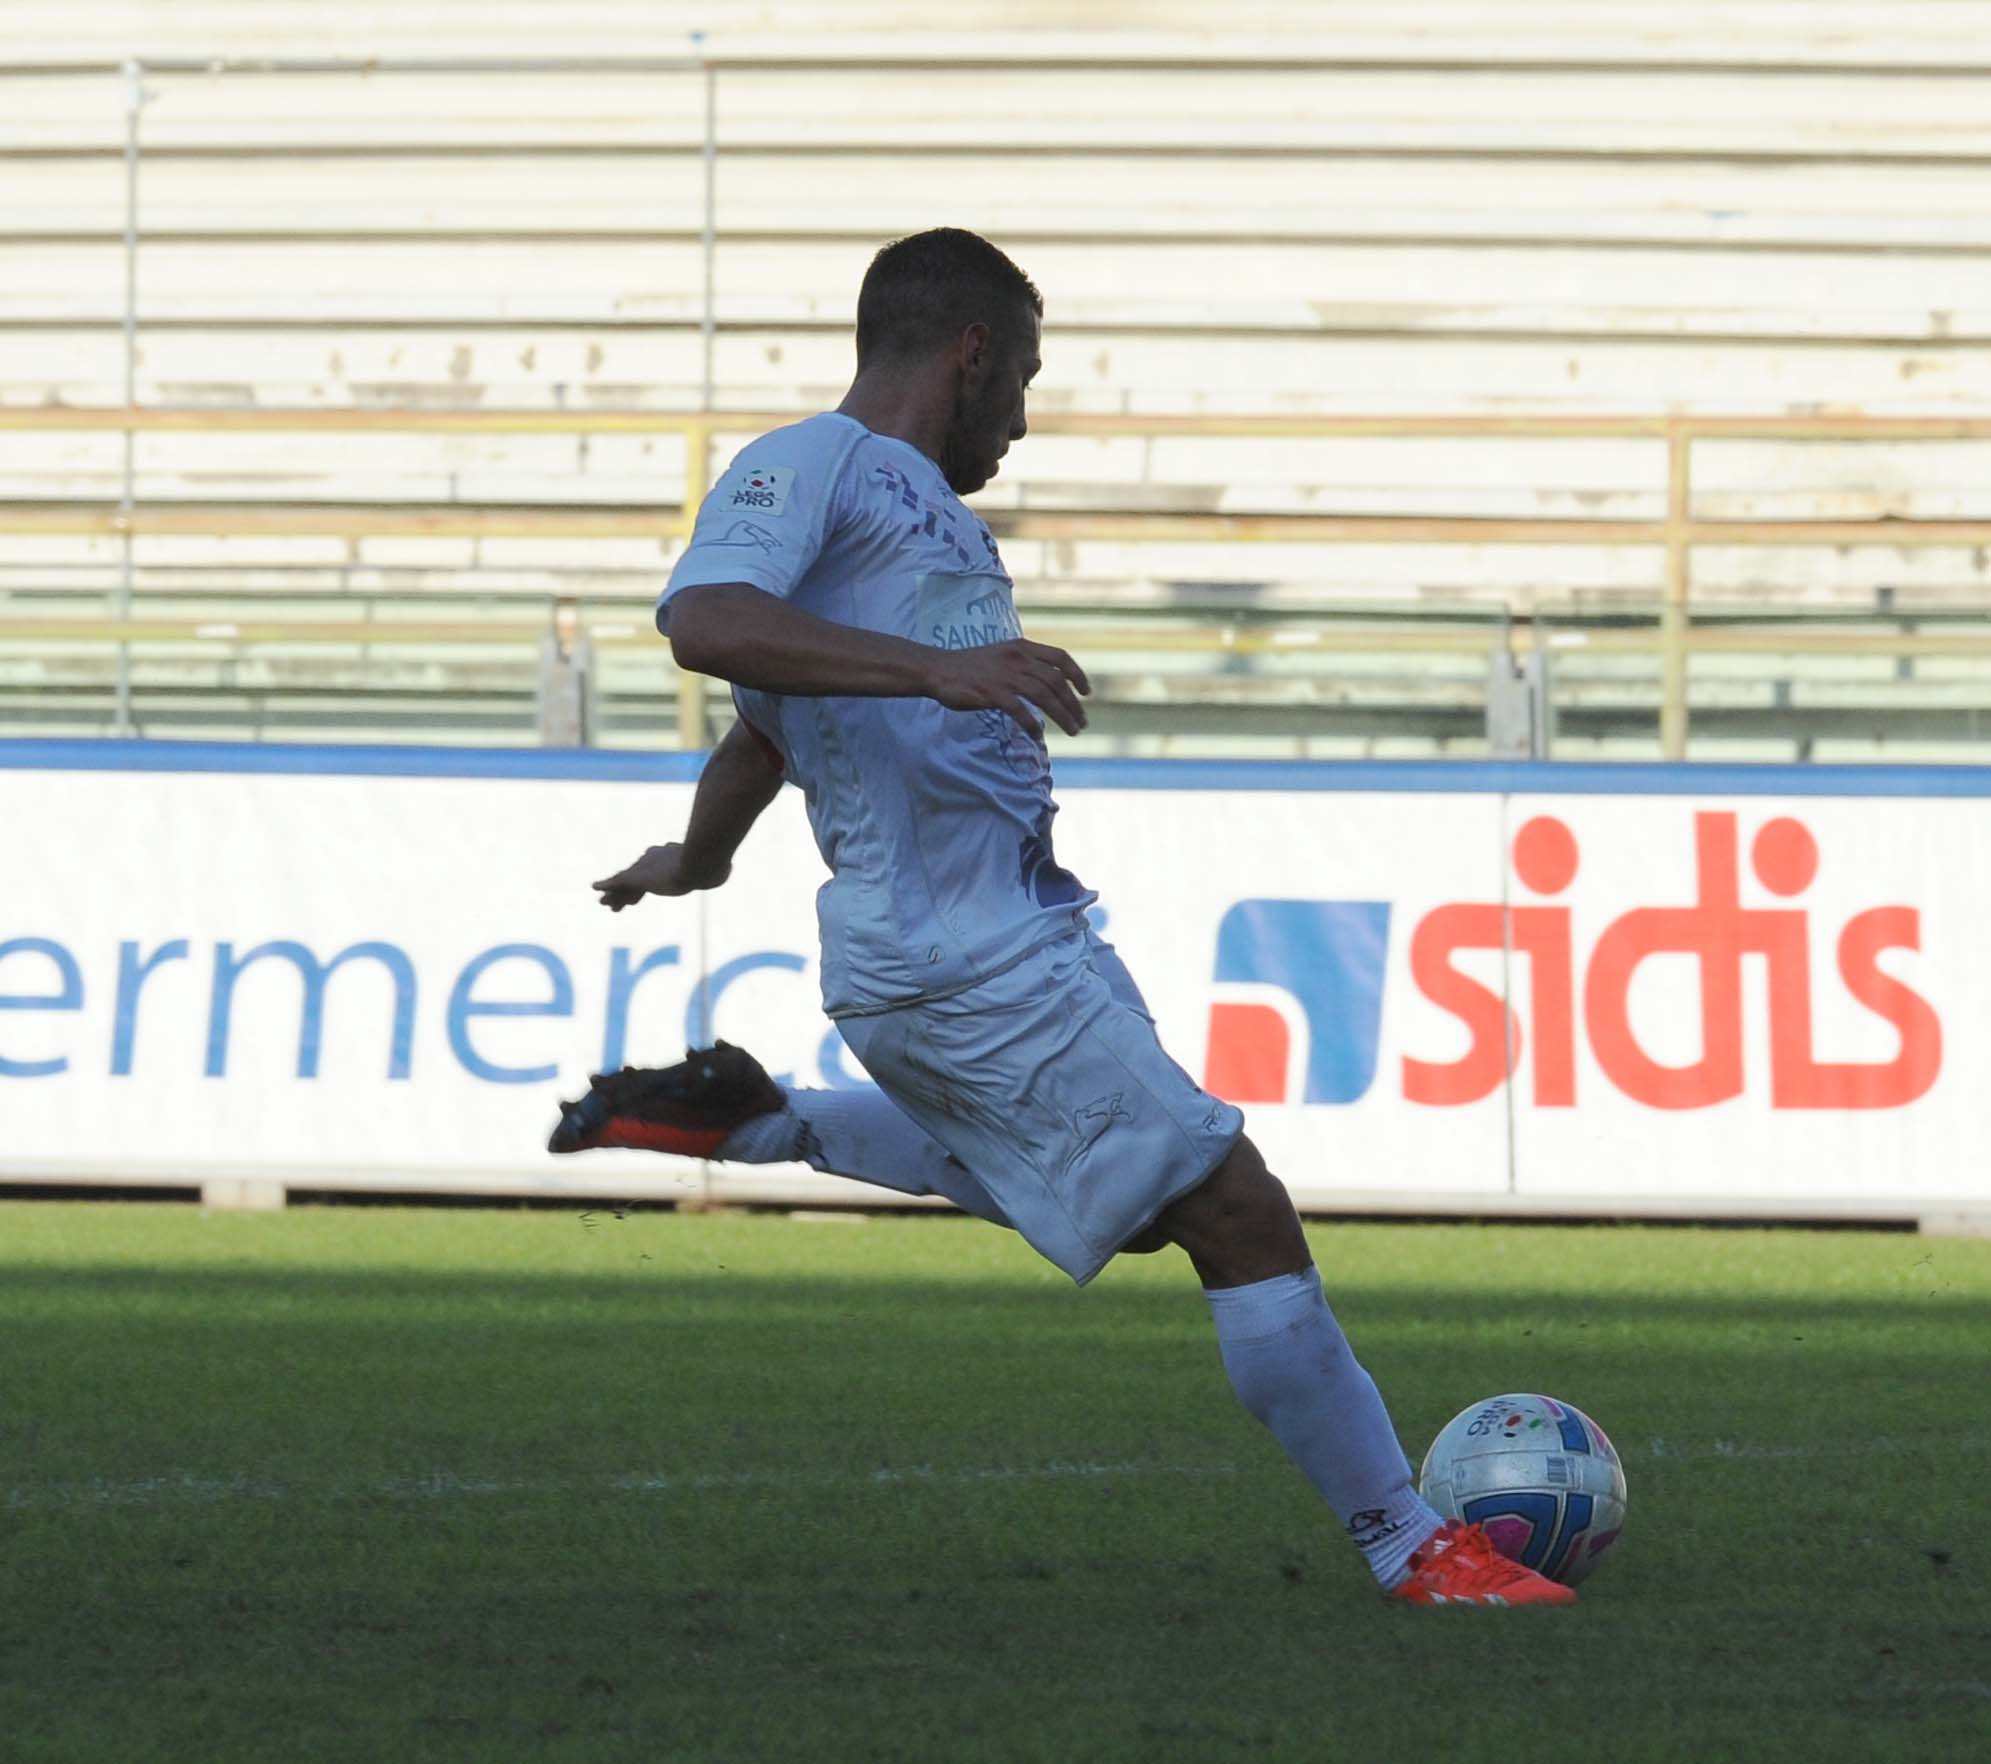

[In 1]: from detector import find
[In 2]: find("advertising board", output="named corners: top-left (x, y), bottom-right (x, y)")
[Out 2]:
top-left (2, 742), bottom-right (1984, 1225)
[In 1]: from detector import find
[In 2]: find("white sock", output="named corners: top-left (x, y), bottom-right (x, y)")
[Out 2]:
top-left (1204, 1268), bottom-right (1441, 1589)
top-left (717, 1089), bottom-right (1016, 1229)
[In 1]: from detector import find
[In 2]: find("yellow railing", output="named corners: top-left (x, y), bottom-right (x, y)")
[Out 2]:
top-left (5, 407), bottom-right (1991, 754)
top-left (11, 617), bottom-right (1991, 660)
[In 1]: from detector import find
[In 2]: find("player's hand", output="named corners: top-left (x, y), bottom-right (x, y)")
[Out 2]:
top-left (926, 638), bottom-right (1092, 736)
top-left (592, 843), bottom-right (729, 911)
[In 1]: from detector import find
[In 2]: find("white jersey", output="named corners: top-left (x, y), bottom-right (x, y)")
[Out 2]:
top-left (659, 412), bottom-right (1092, 1018)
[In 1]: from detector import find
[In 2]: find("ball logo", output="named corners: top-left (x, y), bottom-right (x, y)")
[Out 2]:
top-left (1205, 811), bottom-right (1942, 1113)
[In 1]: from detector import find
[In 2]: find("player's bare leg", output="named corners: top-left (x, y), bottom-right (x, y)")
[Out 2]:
top-left (1151, 1133), bottom-right (1310, 1289)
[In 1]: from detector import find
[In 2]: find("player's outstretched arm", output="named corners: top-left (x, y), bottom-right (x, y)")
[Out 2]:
top-left (667, 580), bottom-right (1089, 734)
top-left (592, 717), bottom-right (784, 911)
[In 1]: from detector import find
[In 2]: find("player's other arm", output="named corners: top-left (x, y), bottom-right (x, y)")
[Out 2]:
top-left (593, 717), bottom-right (784, 911)
top-left (666, 579), bottom-right (1090, 734)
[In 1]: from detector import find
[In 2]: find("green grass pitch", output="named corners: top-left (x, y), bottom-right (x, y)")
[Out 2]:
top-left (2, 1200), bottom-right (1986, 1763)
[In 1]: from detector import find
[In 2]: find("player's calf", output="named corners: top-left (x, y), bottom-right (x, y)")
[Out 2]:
top-left (1167, 1139), bottom-right (1457, 1594)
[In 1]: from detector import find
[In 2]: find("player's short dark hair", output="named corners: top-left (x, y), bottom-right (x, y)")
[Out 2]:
top-left (854, 228), bottom-right (1042, 366)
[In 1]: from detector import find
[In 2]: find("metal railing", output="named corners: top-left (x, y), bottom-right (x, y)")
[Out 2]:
top-left (5, 406), bottom-right (1991, 752)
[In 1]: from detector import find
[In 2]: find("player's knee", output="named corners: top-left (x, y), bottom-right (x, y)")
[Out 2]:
top-left (1156, 1136), bottom-right (1308, 1283)
top-left (1189, 1137), bottom-right (1285, 1230)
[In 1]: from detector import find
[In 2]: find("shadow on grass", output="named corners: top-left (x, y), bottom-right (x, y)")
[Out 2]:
top-left (0, 1256), bottom-right (1984, 1333)
top-left (2, 1256), bottom-right (1982, 1486)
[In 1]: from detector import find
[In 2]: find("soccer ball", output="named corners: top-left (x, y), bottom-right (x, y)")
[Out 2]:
top-left (1417, 1393), bottom-right (1627, 1586)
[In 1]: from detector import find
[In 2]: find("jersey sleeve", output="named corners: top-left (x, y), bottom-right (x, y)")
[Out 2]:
top-left (656, 420), bottom-right (857, 626)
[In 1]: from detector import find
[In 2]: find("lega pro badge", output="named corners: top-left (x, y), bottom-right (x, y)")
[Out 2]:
top-left (729, 465), bottom-right (795, 516)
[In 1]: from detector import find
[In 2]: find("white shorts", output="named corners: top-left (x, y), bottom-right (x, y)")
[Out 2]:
top-left (836, 925), bottom-right (1246, 1284)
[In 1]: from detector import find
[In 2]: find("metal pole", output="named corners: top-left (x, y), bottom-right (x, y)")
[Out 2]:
top-left (674, 418), bottom-right (712, 751)
top-left (699, 45), bottom-right (717, 410)
top-left (115, 59), bottom-right (143, 736)
top-left (1659, 423), bottom-right (1692, 759)
top-left (673, 44), bottom-right (717, 752)
top-left (1497, 792), bottom-right (1519, 1195)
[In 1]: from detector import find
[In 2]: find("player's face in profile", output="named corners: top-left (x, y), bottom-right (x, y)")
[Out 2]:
top-left (942, 310), bottom-right (1041, 496)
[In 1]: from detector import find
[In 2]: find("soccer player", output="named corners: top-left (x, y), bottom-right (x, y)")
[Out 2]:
top-left (554, 229), bottom-right (1572, 1608)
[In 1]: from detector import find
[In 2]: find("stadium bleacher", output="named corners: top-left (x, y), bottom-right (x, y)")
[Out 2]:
top-left (3, 1), bottom-right (1990, 758)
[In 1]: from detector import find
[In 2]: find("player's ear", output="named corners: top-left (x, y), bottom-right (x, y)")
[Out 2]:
top-left (954, 320), bottom-right (995, 390)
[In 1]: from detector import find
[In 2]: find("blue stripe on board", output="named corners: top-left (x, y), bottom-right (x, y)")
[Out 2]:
top-left (3, 738), bottom-right (1991, 797)
top-left (1049, 756), bottom-right (1991, 797)
top-left (0, 739), bottom-right (708, 784)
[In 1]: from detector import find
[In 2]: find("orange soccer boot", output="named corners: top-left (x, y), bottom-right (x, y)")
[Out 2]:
top-left (1390, 1520), bottom-right (1579, 1607)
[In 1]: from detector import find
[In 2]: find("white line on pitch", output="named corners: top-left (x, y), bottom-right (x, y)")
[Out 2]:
top-left (1638, 1432), bottom-right (1988, 1466)
top-left (4, 1433), bottom-right (1983, 1511)
top-left (1, 1460), bottom-right (1242, 1510)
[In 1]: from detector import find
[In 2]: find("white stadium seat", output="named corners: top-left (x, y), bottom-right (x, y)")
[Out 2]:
top-left (4, 2), bottom-right (1990, 755)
